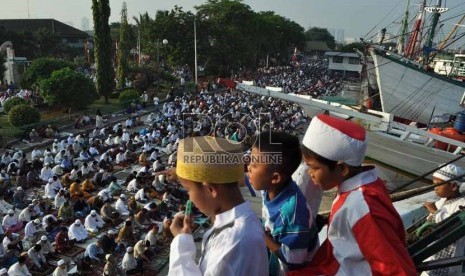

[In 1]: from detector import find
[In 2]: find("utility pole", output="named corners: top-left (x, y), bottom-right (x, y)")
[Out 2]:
top-left (194, 19), bottom-right (198, 86)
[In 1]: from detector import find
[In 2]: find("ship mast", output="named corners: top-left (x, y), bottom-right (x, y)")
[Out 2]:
top-left (423, 0), bottom-right (448, 64)
top-left (396, 0), bottom-right (411, 55)
top-left (405, 0), bottom-right (426, 59)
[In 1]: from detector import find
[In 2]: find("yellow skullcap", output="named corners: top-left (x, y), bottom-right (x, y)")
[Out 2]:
top-left (176, 136), bottom-right (244, 183)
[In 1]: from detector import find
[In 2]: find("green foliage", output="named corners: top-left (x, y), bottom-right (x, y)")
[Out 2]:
top-left (305, 27), bottom-right (336, 50)
top-left (39, 67), bottom-right (98, 109)
top-left (92, 0), bottom-right (115, 102)
top-left (8, 105), bottom-right (41, 127)
top-left (2, 97), bottom-right (29, 113)
top-left (118, 89), bottom-right (139, 108)
top-left (337, 42), bottom-right (365, 53)
top-left (20, 58), bottom-right (73, 89)
top-left (133, 0), bottom-right (306, 74)
top-left (117, 2), bottom-right (130, 89)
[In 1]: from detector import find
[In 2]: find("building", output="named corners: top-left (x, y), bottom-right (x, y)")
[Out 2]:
top-left (0, 19), bottom-right (91, 84)
top-left (304, 41), bottom-right (331, 57)
top-left (325, 51), bottom-right (362, 78)
top-left (0, 19), bottom-right (90, 48)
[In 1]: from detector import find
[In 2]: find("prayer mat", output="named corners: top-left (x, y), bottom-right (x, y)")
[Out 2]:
top-left (46, 227), bottom-right (61, 241)
top-left (56, 244), bottom-right (85, 259)
top-left (30, 264), bottom-right (56, 276)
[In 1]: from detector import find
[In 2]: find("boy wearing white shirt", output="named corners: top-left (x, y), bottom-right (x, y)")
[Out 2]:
top-left (167, 136), bottom-right (268, 276)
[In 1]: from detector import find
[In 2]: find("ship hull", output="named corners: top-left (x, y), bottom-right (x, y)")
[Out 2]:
top-left (370, 48), bottom-right (465, 124)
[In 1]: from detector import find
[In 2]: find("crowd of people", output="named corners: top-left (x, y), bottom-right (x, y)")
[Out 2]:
top-left (0, 56), bottom-right (462, 276)
top-left (251, 57), bottom-right (344, 98)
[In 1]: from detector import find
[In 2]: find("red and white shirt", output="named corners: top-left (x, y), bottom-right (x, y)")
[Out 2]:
top-left (290, 167), bottom-right (416, 276)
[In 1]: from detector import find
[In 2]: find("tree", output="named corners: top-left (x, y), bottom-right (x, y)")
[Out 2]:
top-left (8, 105), bottom-right (40, 128)
top-left (39, 67), bottom-right (98, 109)
top-left (116, 2), bottom-right (130, 89)
top-left (20, 58), bottom-right (73, 89)
top-left (92, 0), bottom-right (115, 103)
top-left (305, 27), bottom-right (336, 50)
top-left (337, 42), bottom-right (365, 53)
top-left (2, 97), bottom-right (29, 113)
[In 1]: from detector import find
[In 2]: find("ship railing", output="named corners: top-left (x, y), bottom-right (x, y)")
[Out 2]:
top-left (390, 122), bottom-right (465, 154)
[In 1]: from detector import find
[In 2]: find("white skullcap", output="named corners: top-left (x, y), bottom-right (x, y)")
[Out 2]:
top-left (45, 162), bottom-right (50, 166)
top-left (17, 187), bottom-right (23, 191)
top-left (302, 114), bottom-right (367, 166)
top-left (99, 169), bottom-right (105, 173)
top-left (126, 246), bottom-right (134, 253)
top-left (90, 210), bottom-right (97, 215)
top-left (41, 235), bottom-right (47, 241)
top-left (57, 259), bottom-right (65, 266)
top-left (75, 219), bottom-right (81, 225)
top-left (108, 229), bottom-right (116, 235)
top-left (105, 254), bottom-right (111, 260)
top-left (48, 178), bottom-right (53, 183)
top-left (120, 194), bottom-right (126, 199)
top-left (34, 218), bottom-right (41, 224)
top-left (8, 209), bottom-right (14, 214)
top-left (433, 164), bottom-right (464, 184)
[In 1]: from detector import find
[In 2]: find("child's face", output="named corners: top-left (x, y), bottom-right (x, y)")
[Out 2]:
top-left (247, 147), bottom-right (273, 191)
top-left (179, 178), bottom-right (214, 217)
top-left (433, 177), bottom-right (458, 198)
top-left (304, 156), bottom-right (340, 191)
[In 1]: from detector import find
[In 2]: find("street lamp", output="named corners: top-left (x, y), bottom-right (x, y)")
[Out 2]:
top-left (157, 39), bottom-right (168, 67)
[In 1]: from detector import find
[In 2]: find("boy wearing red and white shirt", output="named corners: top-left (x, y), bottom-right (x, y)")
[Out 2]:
top-left (291, 114), bottom-right (416, 276)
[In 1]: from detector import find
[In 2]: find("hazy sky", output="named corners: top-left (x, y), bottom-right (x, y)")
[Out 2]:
top-left (2, 0), bottom-right (465, 42)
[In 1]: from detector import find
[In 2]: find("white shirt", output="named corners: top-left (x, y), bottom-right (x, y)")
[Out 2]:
top-left (115, 199), bottom-right (130, 216)
top-left (68, 223), bottom-right (88, 241)
top-left (8, 262), bottom-right (31, 276)
top-left (2, 214), bottom-right (19, 229)
top-left (424, 197), bottom-right (465, 276)
top-left (44, 183), bottom-right (57, 199)
top-left (28, 248), bottom-right (46, 268)
top-left (122, 252), bottom-right (137, 271)
top-left (18, 208), bottom-right (33, 222)
top-left (135, 188), bottom-right (147, 201)
top-left (116, 153), bottom-right (126, 164)
top-left (24, 221), bottom-right (38, 238)
top-left (52, 266), bottom-right (68, 276)
top-left (31, 149), bottom-right (43, 160)
top-left (146, 229), bottom-right (158, 245)
top-left (168, 201), bottom-right (268, 276)
top-left (97, 189), bottom-right (111, 202)
top-left (84, 214), bottom-right (105, 232)
top-left (40, 167), bottom-right (53, 181)
top-left (54, 194), bottom-right (66, 209)
top-left (122, 132), bottom-right (130, 142)
top-left (127, 179), bottom-right (138, 192)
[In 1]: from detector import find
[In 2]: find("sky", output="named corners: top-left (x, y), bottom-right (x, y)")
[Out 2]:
top-left (2, 0), bottom-right (465, 43)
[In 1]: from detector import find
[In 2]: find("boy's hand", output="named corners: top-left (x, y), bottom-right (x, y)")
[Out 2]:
top-left (423, 202), bottom-right (437, 214)
top-left (169, 214), bottom-right (192, 237)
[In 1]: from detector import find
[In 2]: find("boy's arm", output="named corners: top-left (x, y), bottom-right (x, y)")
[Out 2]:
top-left (167, 214), bottom-right (203, 276)
top-left (264, 231), bottom-right (281, 253)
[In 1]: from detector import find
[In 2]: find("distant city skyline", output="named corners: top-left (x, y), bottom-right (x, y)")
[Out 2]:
top-left (2, 0), bottom-right (465, 45)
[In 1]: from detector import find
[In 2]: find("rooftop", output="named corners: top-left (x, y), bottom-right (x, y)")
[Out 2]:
top-left (0, 19), bottom-right (90, 38)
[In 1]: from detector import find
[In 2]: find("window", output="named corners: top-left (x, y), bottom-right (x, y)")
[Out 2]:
top-left (333, 56), bottom-right (343, 63)
top-left (348, 57), bottom-right (359, 64)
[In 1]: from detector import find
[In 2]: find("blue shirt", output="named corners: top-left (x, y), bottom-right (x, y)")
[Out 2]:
top-left (85, 243), bottom-right (103, 260)
top-left (263, 180), bottom-right (318, 275)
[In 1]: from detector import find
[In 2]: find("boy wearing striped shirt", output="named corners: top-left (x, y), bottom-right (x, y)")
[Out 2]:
top-left (248, 131), bottom-right (319, 276)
